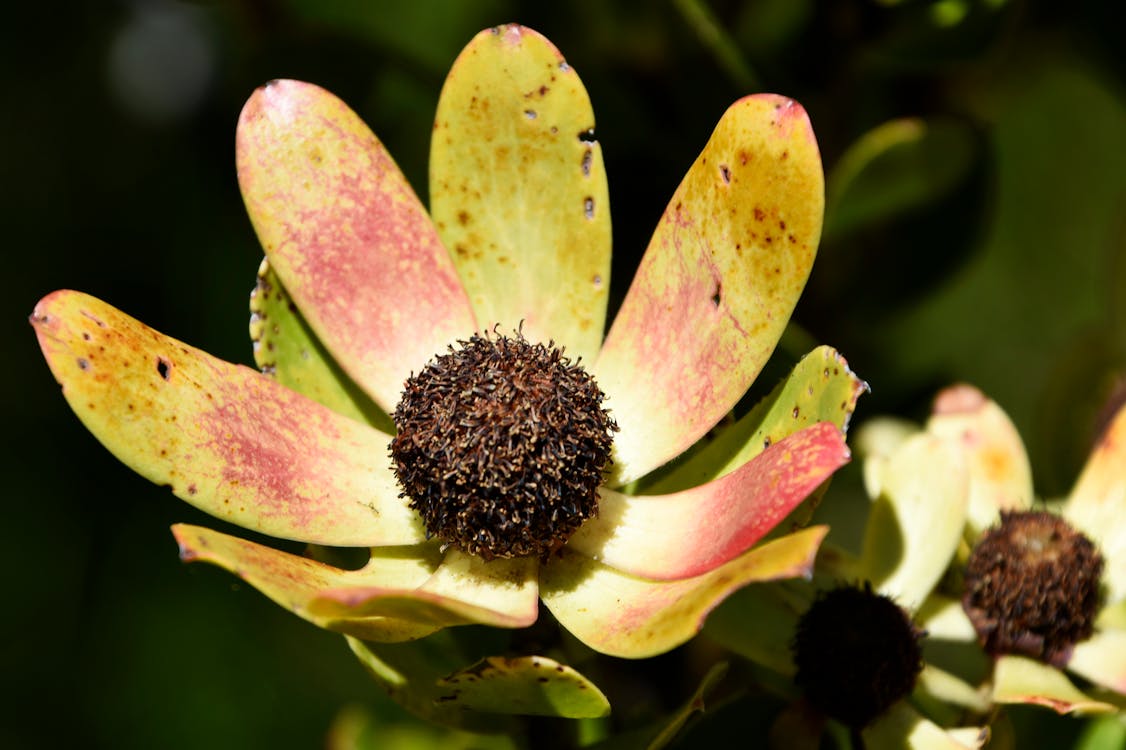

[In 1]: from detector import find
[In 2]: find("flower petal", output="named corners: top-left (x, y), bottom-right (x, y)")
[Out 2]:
top-left (863, 702), bottom-right (986, 750)
top-left (858, 433), bottom-right (969, 611)
top-left (927, 384), bottom-right (1035, 537)
top-left (540, 526), bottom-right (827, 659)
top-left (236, 79), bottom-right (476, 412)
top-left (1066, 628), bottom-right (1126, 695)
top-left (174, 524), bottom-right (537, 640)
top-left (430, 25), bottom-right (611, 362)
top-left (345, 634), bottom-right (513, 732)
top-left (174, 524), bottom-right (441, 641)
top-left (32, 291), bottom-right (422, 546)
top-left (310, 549), bottom-right (538, 632)
top-left (594, 94), bottom-right (824, 485)
top-left (915, 594), bottom-right (978, 642)
top-left (1063, 399), bottom-right (1126, 602)
top-left (568, 422), bottom-right (849, 579)
top-left (250, 259), bottom-right (393, 433)
top-left (436, 655), bottom-right (610, 718)
top-left (645, 345), bottom-right (866, 495)
top-left (991, 655), bottom-right (1117, 714)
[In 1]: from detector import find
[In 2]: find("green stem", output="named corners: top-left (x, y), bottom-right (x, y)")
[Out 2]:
top-left (671, 0), bottom-right (761, 91)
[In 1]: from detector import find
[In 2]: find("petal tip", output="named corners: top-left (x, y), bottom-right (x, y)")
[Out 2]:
top-left (933, 383), bottom-right (988, 415)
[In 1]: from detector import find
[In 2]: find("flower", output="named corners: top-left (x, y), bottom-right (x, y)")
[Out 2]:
top-left (707, 405), bottom-right (991, 748)
top-left (30, 25), bottom-right (849, 660)
top-left (921, 384), bottom-right (1126, 715)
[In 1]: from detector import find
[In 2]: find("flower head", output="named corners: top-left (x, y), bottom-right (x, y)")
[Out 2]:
top-left (925, 385), bottom-right (1126, 715)
top-left (31, 25), bottom-right (849, 660)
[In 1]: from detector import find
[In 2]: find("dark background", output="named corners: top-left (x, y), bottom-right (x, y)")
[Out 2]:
top-left (5, 0), bottom-right (1123, 747)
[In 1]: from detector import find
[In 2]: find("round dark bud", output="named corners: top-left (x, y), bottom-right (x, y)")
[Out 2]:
top-left (792, 583), bottom-right (924, 729)
top-left (390, 330), bottom-right (617, 560)
top-left (962, 510), bottom-right (1103, 665)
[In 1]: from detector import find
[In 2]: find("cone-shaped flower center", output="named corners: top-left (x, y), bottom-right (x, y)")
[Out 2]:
top-left (962, 510), bottom-right (1103, 665)
top-left (390, 330), bottom-right (617, 560)
top-left (792, 584), bottom-right (924, 729)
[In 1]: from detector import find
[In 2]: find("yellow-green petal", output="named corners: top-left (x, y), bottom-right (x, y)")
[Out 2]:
top-left (174, 524), bottom-right (538, 640)
top-left (1066, 629), bottom-right (1126, 695)
top-left (863, 702), bottom-right (987, 750)
top-left (237, 79), bottom-right (476, 413)
top-left (646, 345), bottom-right (866, 495)
top-left (250, 258), bottom-right (393, 433)
top-left (310, 549), bottom-right (539, 633)
top-left (540, 526), bottom-right (827, 659)
top-left (594, 94), bottom-right (824, 485)
top-left (568, 422), bottom-right (848, 580)
top-left (430, 25), bottom-right (610, 362)
top-left (1063, 399), bottom-right (1126, 603)
top-left (927, 384), bottom-right (1035, 537)
top-left (859, 433), bottom-right (969, 611)
top-left (32, 291), bottom-right (422, 546)
top-left (436, 655), bottom-right (610, 718)
top-left (991, 655), bottom-right (1117, 714)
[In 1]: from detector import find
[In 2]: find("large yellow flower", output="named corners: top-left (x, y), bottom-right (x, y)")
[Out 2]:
top-left (31, 25), bottom-right (849, 661)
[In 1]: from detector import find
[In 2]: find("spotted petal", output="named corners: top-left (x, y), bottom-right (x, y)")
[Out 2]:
top-left (237, 79), bottom-right (476, 413)
top-left (430, 25), bottom-right (610, 362)
top-left (595, 94), bottom-right (823, 485)
top-left (31, 291), bottom-right (422, 547)
top-left (567, 422), bottom-right (848, 579)
top-left (927, 384), bottom-right (1035, 537)
top-left (1063, 399), bottom-right (1126, 603)
top-left (991, 655), bottom-right (1117, 714)
top-left (540, 526), bottom-right (827, 659)
top-left (174, 524), bottom-right (538, 640)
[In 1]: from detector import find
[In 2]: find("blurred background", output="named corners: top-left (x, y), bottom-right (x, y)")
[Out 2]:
top-left (5, 0), bottom-right (1123, 747)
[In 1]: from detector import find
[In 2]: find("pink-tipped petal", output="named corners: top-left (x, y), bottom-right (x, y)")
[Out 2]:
top-left (430, 25), bottom-right (611, 362)
top-left (174, 524), bottom-right (537, 640)
top-left (1066, 629), bottom-right (1126, 695)
top-left (32, 291), bottom-right (422, 546)
top-left (594, 95), bottom-right (824, 485)
top-left (1063, 400), bottom-right (1126, 603)
top-left (927, 384), bottom-right (1035, 536)
top-left (568, 422), bottom-right (849, 579)
top-left (540, 526), bottom-right (827, 659)
top-left (237, 79), bottom-right (476, 412)
top-left (991, 655), bottom-right (1117, 714)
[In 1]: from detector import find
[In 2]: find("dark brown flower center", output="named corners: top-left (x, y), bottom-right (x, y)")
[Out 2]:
top-left (389, 330), bottom-right (617, 560)
top-left (791, 583), bottom-right (924, 729)
top-left (962, 510), bottom-right (1103, 665)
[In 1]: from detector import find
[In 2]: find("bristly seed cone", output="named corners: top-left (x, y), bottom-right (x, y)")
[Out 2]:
top-left (792, 583), bottom-right (924, 729)
top-left (962, 510), bottom-right (1103, 666)
top-left (390, 330), bottom-right (617, 561)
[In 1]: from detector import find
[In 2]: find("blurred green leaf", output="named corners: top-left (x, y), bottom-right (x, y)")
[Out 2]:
top-left (824, 117), bottom-right (980, 240)
top-left (280, 0), bottom-right (511, 74)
